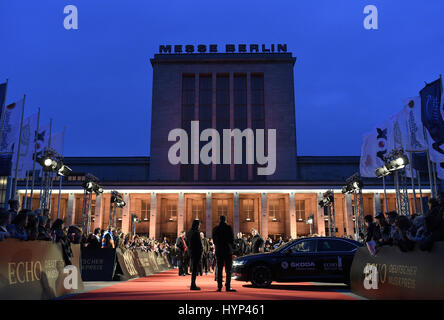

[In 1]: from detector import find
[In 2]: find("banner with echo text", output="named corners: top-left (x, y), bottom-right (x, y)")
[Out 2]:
top-left (0, 239), bottom-right (84, 300)
top-left (350, 243), bottom-right (444, 299)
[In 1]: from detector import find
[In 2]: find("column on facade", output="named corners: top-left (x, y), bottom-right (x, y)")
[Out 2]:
top-left (93, 193), bottom-right (103, 231)
top-left (149, 192), bottom-right (157, 240)
top-left (261, 193), bottom-right (268, 238)
top-left (229, 72), bottom-right (235, 180)
top-left (344, 193), bottom-right (355, 236)
top-left (206, 192), bottom-right (212, 237)
top-left (289, 192), bottom-right (297, 239)
top-left (374, 193), bottom-right (381, 215)
top-left (246, 72), bottom-right (253, 180)
top-left (193, 73), bottom-right (200, 181)
top-left (211, 73), bottom-right (217, 180)
top-left (121, 193), bottom-right (130, 233)
top-left (316, 192), bottom-right (326, 236)
top-left (233, 192), bottom-right (240, 236)
top-left (66, 193), bottom-right (75, 226)
top-left (177, 192), bottom-right (185, 237)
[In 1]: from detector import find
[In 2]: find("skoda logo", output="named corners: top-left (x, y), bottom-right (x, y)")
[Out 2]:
top-left (281, 261), bottom-right (289, 269)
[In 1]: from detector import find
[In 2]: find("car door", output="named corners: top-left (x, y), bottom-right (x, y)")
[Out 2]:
top-left (276, 239), bottom-right (320, 282)
top-left (316, 239), bottom-right (357, 282)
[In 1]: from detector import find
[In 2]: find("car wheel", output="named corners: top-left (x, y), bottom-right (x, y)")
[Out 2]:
top-left (250, 264), bottom-right (272, 288)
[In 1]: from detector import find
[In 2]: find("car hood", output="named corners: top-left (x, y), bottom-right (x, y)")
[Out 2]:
top-left (235, 251), bottom-right (277, 262)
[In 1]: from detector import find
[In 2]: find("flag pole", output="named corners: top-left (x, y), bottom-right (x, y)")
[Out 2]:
top-left (47, 119), bottom-right (54, 215)
top-left (432, 161), bottom-right (438, 196)
top-left (56, 126), bottom-right (66, 220)
top-left (416, 169), bottom-right (424, 214)
top-left (22, 171), bottom-right (30, 209)
top-left (0, 79), bottom-right (9, 208)
top-left (0, 79), bottom-right (9, 146)
top-left (28, 107), bottom-right (40, 210)
top-left (39, 118), bottom-right (52, 209)
top-left (423, 127), bottom-right (436, 198)
top-left (382, 175), bottom-right (388, 212)
top-left (12, 95), bottom-right (26, 201)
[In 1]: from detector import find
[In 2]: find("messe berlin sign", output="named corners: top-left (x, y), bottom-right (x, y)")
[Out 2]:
top-left (159, 44), bottom-right (288, 54)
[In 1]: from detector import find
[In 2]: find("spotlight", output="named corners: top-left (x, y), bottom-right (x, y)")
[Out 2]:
top-left (319, 190), bottom-right (334, 207)
top-left (383, 148), bottom-right (409, 172)
top-left (375, 165), bottom-right (390, 178)
top-left (44, 158), bottom-right (53, 167)
top-left (111, 191), bottom-right (125, 208)
top-left (57, 165), bottom-right (72, 177)
top-left (342, 173), bottom-right (364, 194)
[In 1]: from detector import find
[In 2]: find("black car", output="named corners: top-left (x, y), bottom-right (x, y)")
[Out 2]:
top-left (232, 237), bottom-right (363, 288)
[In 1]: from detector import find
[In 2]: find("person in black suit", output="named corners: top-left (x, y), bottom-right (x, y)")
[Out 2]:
top-left (234, 232), bottom-right (247, 257)
top-left (186, 219), bottom-right (203, 290)
top-left (251, 229), bottom-right (264, 253)
top-left (175, 231), bottom-right (188, 276)
top-left (212, 215), bottom-right (236, 292)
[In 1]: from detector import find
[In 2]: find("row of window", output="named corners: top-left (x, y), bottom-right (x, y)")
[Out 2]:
top-left (128, 198), bottom-right (308, 223)
top-left (181, 73), bottom-right (265, 182)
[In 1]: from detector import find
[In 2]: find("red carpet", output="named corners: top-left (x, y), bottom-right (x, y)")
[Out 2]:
top-left (67, 269), bottom-right (357, 300)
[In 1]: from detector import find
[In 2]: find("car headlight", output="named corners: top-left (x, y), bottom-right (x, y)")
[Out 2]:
top-left (233, 260), bottom-right (247, 266)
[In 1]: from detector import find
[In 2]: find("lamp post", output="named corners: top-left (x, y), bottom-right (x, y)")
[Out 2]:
top-left (81, 174), bottom-right (103, 235)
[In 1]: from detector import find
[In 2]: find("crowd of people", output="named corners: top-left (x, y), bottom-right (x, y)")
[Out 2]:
top-left (4, 193), bottom-right (444, 268)
top-left (363, 196), bottom-right (444, 252)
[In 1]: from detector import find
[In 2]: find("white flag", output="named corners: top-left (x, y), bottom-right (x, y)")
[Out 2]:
top-left (425, 94), bottom-right (444, 165)
top-left (50, 130), bottom-right (65, 155)
top-left (390, 108), bottom-right (417, 178)
top-left (0, 98), bottom-right (24, 153)
top-left (360, 131), bottom-right (384, 177)
top-left (12, 112), bottom-right (38, 178)
top-left (401, 96), bottom-right (427, 152)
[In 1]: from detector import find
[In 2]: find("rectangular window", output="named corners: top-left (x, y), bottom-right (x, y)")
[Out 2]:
top-left (191, 199), bottom-right (204, 221)
top-left (251, 74), bottom-right (266, 181)
top-left (141, 200), bottom-right (150, 221)
top-left (164, 199), bottom-right (177, 222)
top-left (217, 199), bottom-right (228, 216)
top-left (216, 74), bottom-right (230, 181)
top-left (269, 199), bottom-right (283, 222)
top-left (234, 74), bottom-right (248, 181)
top-left (295, 200), bottom-right (305, 221)
top-left (181, 74), bottom-right (195, 181)
top-left (241, 199), bottom-right (254, 222)
top-left (199, 74), bottom-right (212, 181)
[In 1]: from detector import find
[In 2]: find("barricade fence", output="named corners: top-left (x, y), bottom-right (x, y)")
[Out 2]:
top-left (0, 239), bottom-right (172, 299)
top-left (0, 239), bottom-right (83, 300)
top-left (350, 242), bottom-right (444, 299)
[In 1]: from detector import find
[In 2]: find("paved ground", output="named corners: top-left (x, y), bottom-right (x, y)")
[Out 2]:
top-left (65, 268), bottom-right (364, 300)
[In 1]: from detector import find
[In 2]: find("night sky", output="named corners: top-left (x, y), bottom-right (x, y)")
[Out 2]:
top-left (0, 0), bottom-right (443, 157)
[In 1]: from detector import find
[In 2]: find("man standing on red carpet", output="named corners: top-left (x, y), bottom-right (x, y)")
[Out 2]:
top-left (212, 215), bottom-right (236, 292)
top-left (186, 219), bottom-right (203, 290)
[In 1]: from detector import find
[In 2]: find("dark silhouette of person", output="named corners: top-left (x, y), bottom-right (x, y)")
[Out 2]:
top-left (186, 219), bottom-right (203, 290)
top-left (175, 231), bottom-right (188, 276)
top-left (251, 228), bottom-right (264, 253)
top-left (212, 215), bottom-right (236, 292)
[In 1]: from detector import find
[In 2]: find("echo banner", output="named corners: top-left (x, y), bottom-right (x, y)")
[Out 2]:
top-left (0, 239), bottom-right (84, 300)
top-left (350, 243), bottom-right (444, 299)
top-left (116, 249), bottom-right (171, 279)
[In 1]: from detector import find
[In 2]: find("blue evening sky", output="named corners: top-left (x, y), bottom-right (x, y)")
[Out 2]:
top-left (0, 0), bottom-right (443, 157)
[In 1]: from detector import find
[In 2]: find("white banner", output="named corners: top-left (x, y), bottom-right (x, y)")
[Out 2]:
top-left (50, 130), bottom-right (65, 155)
top-left (12, 113), bottom-right (38, 178)
top-left (0, 99), bottom-right (23, 153)
top-left (360, 131), bottom-right (384, 177)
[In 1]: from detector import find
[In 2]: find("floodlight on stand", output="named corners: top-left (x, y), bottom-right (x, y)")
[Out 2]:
top-left (375, 165), bottom-right (390, 178)
top-left (57, 165), bottom-right (72, 177)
